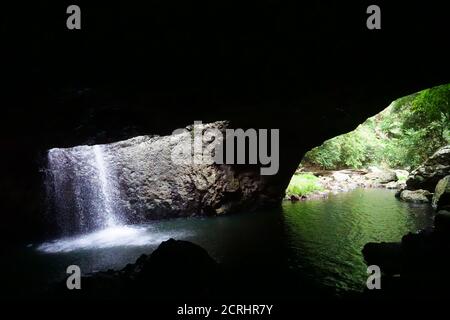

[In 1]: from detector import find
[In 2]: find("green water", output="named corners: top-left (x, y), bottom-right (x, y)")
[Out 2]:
top-left (4, 188), bottom-right (435, 297)
top-left (282, 188), bottom-right (434, 292)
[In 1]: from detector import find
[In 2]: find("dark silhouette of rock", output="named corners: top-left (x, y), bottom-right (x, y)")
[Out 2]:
top-left (131, 238), bottom-right (219, 296)
top-left (362, 242), bottom-right (402, 276)
top-left (362, 215), bottom-right (450, 298)
top-left (395, 188), bottom-right (404, 198)
top-left (54, 238), bottom-right (220, 299)
top-left (435, 211), bottom-right (450, 236)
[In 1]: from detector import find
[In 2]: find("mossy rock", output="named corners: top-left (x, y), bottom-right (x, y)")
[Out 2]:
top-left (432, 175), bottom-right (450, 210)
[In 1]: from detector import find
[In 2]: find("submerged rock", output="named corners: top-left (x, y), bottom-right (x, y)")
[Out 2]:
top-left (399, 189), bottom-right (432, 203)
top-left (395, 188), bottom-right (404, 198)
top-left (432, 175), bottom-right (450, 210)
top-left (406, 145), bottom-right (450, 192)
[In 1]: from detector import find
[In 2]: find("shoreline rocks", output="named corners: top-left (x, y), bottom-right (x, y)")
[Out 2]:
top-left (396, 146), bottom-right (450, 205)
top-left (406, 145), bottom-right (450, 192)
top-left (362, 146), bottom-right (450, 298)
top-left (362, 217), bottom-right (450, 298)
top-left (399, 189), bottom-right (432, 203)
top-left (287, 167), bottom-right (406, 201)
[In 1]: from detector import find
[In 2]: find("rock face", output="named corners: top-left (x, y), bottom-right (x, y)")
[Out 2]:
top-left (46, 122), bottom-right (277, 233)
top-left (406, 145), bottom-right (450, 192)
top-left (399, 189), bottom-right (432, 203)
top-left (432, 175), bottom-right (450, 210)
top-left (108, 121), bottom-right (265, 220)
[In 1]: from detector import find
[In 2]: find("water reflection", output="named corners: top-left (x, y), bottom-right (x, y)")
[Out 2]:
top-left (27, 188), bottom-right (434, 296)
top-left (282, 188), bottom-right (434, 292)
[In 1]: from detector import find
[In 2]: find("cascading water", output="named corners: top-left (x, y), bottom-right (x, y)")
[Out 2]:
top-left (40, 129), bottom-right (219, 252)
top-left (93, 145), bottom-right (118, 228)
top-left (46, 143), bottom-right (123, 235)
top-left (41, 141), bottom-right (189, 253)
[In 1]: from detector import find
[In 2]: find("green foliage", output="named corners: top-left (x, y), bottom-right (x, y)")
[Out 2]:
top-left (305, 140), bottom-right (341, 170)
top-left (303, 83), bottom-right (450, 170)
top-left (303, 124), bottom-right (383, 169)
top-left (286, 173), bottom-right (324, 196)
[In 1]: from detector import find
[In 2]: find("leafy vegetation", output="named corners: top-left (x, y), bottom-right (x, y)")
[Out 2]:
top-left (286, 173), bottom-right (324, 197)
top-left (303, 83), bottom-right (450, 170)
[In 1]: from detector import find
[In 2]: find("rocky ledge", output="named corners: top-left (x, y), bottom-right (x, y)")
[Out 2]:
top-left (396, 145), bottom-right (450, 205)
top-left (406, 145), bottom-right (450, 192)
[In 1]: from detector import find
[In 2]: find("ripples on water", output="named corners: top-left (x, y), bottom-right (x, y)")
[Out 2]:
top-left (20, 188), bottom-right (434, 296)
top-left (282, 188), bottom-right (434, 292)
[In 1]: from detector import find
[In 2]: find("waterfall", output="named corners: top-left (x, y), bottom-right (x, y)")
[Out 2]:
top-left (93, 145), bottom-right (118, 227)
top-left (47, 143), bottom-right (122, 235)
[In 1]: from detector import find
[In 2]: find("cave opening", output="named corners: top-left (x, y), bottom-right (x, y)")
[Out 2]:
top-left (5, 84), bottom-right (449, 300)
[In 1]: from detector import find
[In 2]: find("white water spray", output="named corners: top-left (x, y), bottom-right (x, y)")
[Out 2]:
top-left (93, 145), bottom-right (118, 227)
top-left (47, 143), bottom-right (123, 234)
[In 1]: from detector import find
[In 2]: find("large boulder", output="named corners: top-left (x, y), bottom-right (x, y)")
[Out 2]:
top-left (46, 121), bottom-right (275, 234)
top-left (432, 176), bottom-right (450, 210)
top-left (399, 189), bottom-right (432, 203)
top-left (56, 239), bottom-right (220, 298)
top-left (362, 242), bottom-right (402, 275)
top-left (385, 181), bottom-right (401, 189)
top-left (362, 224), bottom-right (450, 297)
top-left (406, 145), bottom-right (450, 192)
top-left (128, 238), bottom-right (219, 289)
top-left (365, 167), bottom-right (398, 184)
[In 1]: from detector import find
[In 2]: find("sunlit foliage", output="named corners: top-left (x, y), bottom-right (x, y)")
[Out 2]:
top-left (286, 173), bottom-right (324, 197)
top-left (303, 83), bottom-right (450, 170)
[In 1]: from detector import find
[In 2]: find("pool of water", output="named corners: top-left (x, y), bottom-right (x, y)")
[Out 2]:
top-left (5, 189), bottom-right (435, 297)
top-left (282, 188), bottom-right (434, 292)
